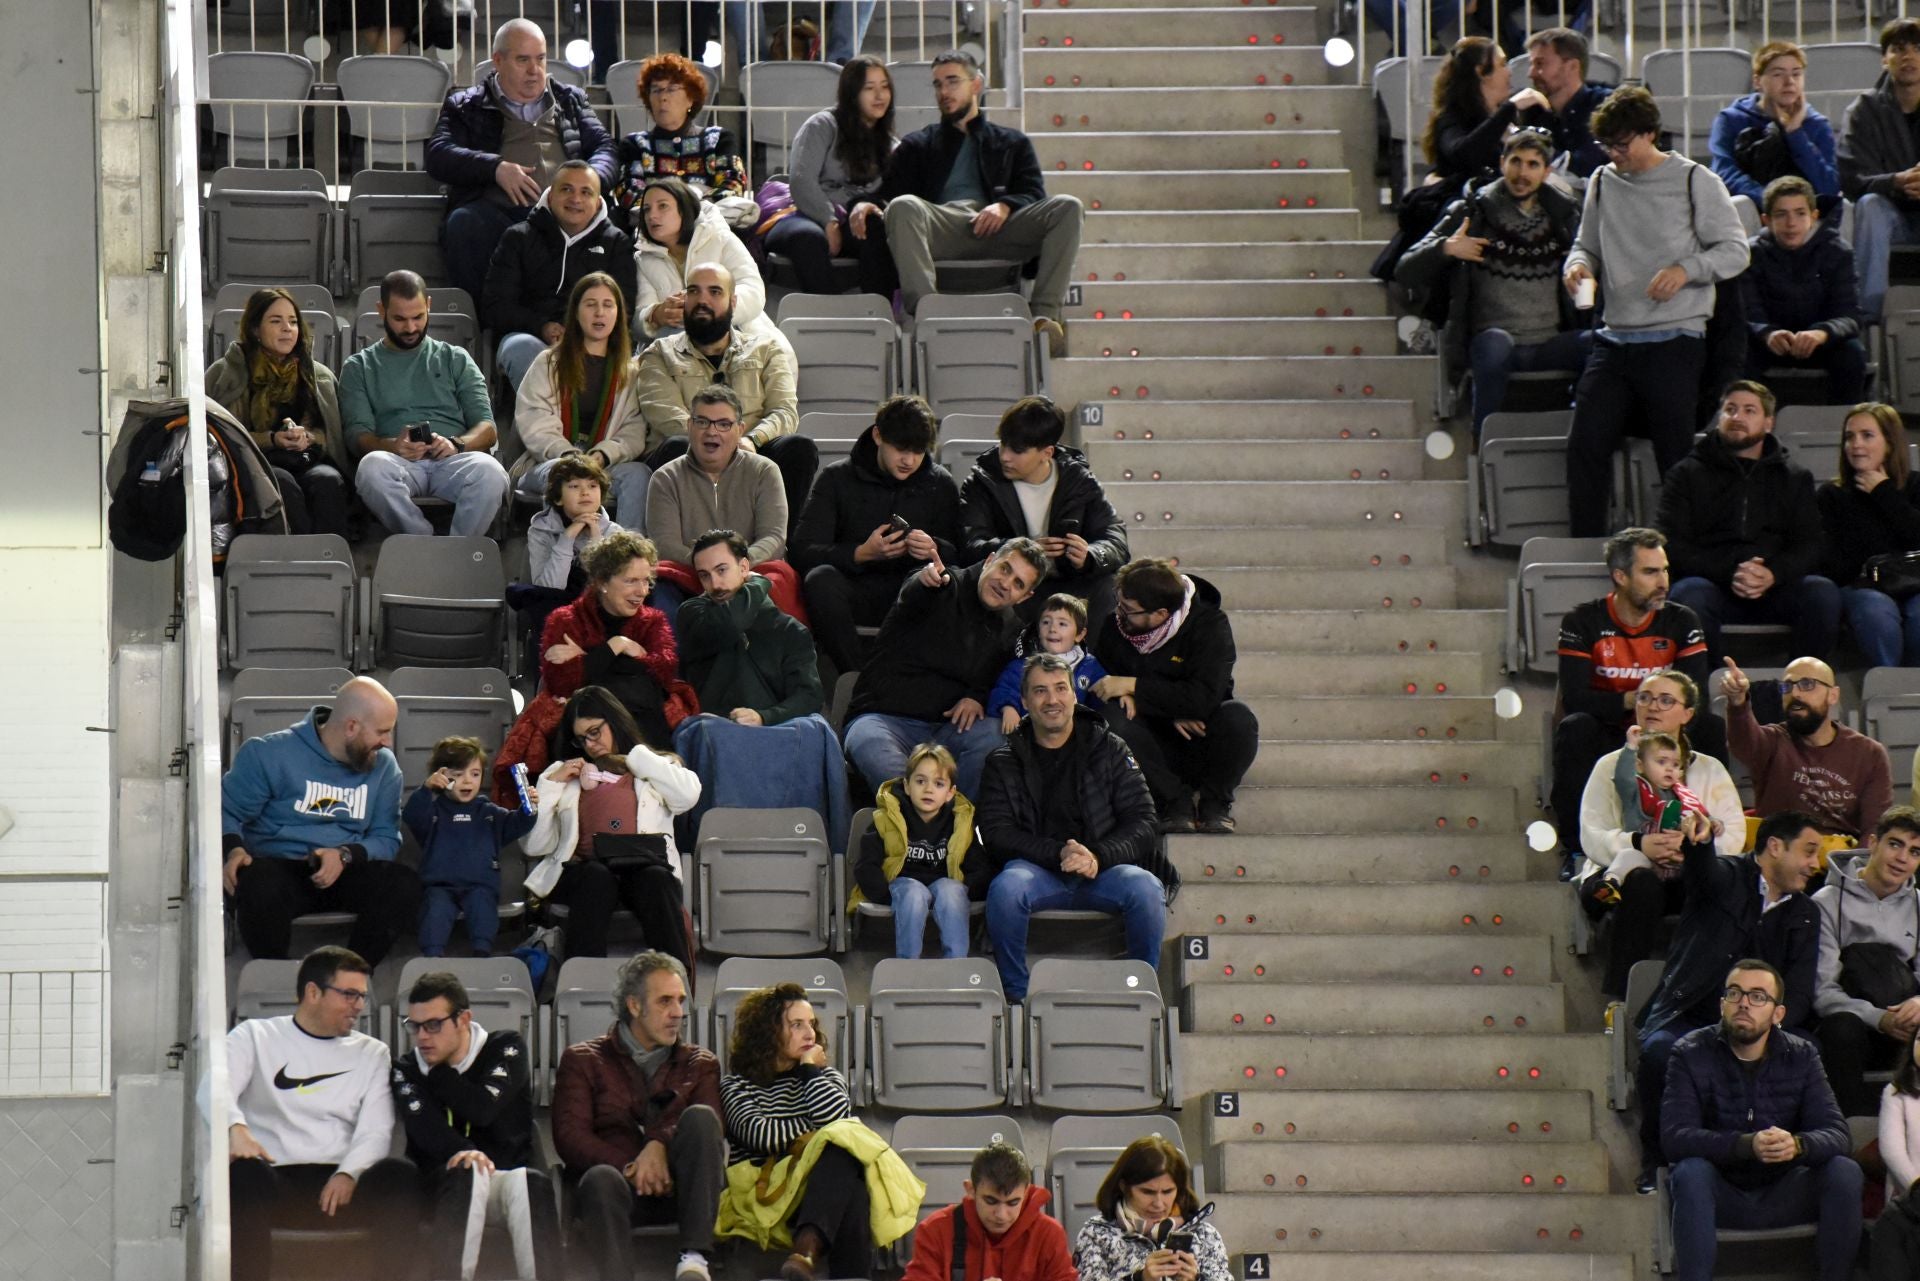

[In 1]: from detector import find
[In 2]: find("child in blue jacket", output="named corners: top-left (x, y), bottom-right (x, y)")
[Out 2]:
top-left (990, 593), bottom-right (1108, 733)
top-left (404, 737), bottom-right (536, 957)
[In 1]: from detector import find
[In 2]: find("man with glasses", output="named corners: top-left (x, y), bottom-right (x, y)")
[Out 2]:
top-left (1635, 811), bottom-right (1823, 1194)
top-left (1811, 807), bottom-right (1920, 1117)
top-left (1549, 527), bottom-right (1715, 879)
top-left (1663, 959), bottom-right (1861, 1281)
top-left (391, 971), bottom-right (557, 1280)
top-left (1562, 86), bottom-right (1750, 537)
top-left (224, 947), bottom-right (420, 1281)
top-left (1839, 18), bottom-right (1920, 317)
top-left (1723, 654), bottom-right (1891, 841)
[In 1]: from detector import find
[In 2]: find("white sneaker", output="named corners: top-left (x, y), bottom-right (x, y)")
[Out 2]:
top-left (676, 1251), bottom-right (713, 1281)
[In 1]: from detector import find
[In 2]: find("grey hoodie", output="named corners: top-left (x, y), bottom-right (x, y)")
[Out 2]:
top-left (1811, 852), bottom-right (1920, 1024)
top-left (1564, 152), bottom-right (1750, 336)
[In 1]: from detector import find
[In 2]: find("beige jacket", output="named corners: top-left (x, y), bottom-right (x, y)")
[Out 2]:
top-left (510, 344), bottom-right (651, 486)
top-left (634, 327), bottom-right (798, 451)
top-left (645, 449), bottom-right (787, 565)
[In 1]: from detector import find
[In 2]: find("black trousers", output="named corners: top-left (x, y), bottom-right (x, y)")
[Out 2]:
top-left (789, 1144), bottom-right (872, 1276)
top-left (1550, 709), bottom-right (1729, 857)
top-left (232, 855), bottom-right (422, 965)
top-left (802, 564), bottom-right (910, 675)
top-left (427, 1164), bottom-right (561, 1281)
top-left (271, 463), bottom-right (351, 538)
top-left (762, 210), bottom-right (899, 298)
top-left (647, 433), bottom-right (820, 546)
top-left (549, 859), bottom-right (690, 967)
top-left (1566, 334), bottom-right (1704, 537)
top-left (573, 1104), bottom-right (727, 1281)
top-left (1871, 1197), bottom-right (1920, 1281)
top-left (1584, 866), bottom-right (1686, 999)
top-left (230, 1156), bottom-right (420, 1281)
top-left (1817, 1010), bottom-right (1904, 1118)
top-left (1100, 699), bottom-right (1260, 817)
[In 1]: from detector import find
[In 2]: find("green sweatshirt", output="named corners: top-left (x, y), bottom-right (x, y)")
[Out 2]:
top-left (338, 336), bottom-right (492, 442)
top-left (676, 576), bottom-right (824, 725)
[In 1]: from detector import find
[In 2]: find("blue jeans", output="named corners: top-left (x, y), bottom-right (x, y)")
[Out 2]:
top-left (983, 859), bottom-right (1167, 1002)
top-left (513, 456), bottom-right (653, 528)
top-left (843, 712), bottom-right (1004, 798)
top-left (1467, 327), bottom-right (1589, 437)
top-left (496, 331), bottom-right (549, 394)
top-left (1667, 574), bottom-right (1841, 665)
top-left (419, 884), bottom-right (500, 956)
top-left (1841, 585), bottom-right (1920, 668)
top-left (890, 876), bottom-right (970, 959)
top-left (1669, 1156), bottom-right (1863, 1281)
top-left (1851, 192), bottom-right (1920, 318)
top-left (355, 450), bottom-right (510, 537)
top-left (442, 200), bottom-right (529, 305)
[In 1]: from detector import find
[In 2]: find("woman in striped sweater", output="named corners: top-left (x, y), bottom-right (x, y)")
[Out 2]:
top-left (721, 983), bottom-right (867, 1281)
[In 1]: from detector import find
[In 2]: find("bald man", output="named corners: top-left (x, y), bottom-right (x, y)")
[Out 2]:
top-left (220, 678), bottom-right (422, 964)
top-left (633, 263), bottom-right (815, 540)
top-left (1723, 655), bottom-right (1892, 840)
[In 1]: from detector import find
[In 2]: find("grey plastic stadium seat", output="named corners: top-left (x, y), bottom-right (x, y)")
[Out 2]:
top-left (214, 282), bottom-right (336, 314)
top-left (1886, 297), bottom-right (1920, 409)
top-left (1774, 405), bottom-right (1845, 469)
top-left (228, 666), bottom-right (354, 759)
top-left (1510, 537), bottom-right (1607, 675)
top-left (353, 305), bottom-right (479, 362)
top-left (1047, 1114), bottom-right (1186, 1241)
top-left (886, 60), bottom-right (941, 135)
top-left (938, 439), bottom-right (994, 478)
top-left (389, 667), bottom-right (516, 786)
top-left (708, 957), bottom-right (858, 1091)
top-left (1024, 959), bottom-right (1171, 1113)
top-left (604, 59), bottom-right (651, 136)
top-left (695, 808), bottom-right (837, 956)
top-left (1604, 957), bottom-right (1663, 1111)
top-left (222, 534), bottom-right (359, 670)
top-left (203, 167), bottom-right (335, 290)
top-left (1861, 669), bottom-right (1920, 788)
top-left (892, 1115), bottom-right (1026, 1220)
top-left (233, 958), bottom-right (377, 1034)
top-left (370, 535), bottom-right (509, 669)
top-left (915, 317), bottom-right (1042, 419)
top-left (392, 956), bottom-right (537, 1055)
top-left (826, 670), bottom-right (859, 734)
top-left (868, 958), bottom-right (1014, 1112)
top-left (336, 55), bottom-right (453, 170)
top-left (1643, 49), bottom-right (1750, 160)
top-left (1371, 56), bottom-right (1447, 150)
top-left (782, 317), bottom-right (901, 417)
top-left (742, 61), bottom-right (844, 172)
top-left (547, 956), bottom-right (621, 1102)
top-left (1474, 410), bottom-right (1572, 548)
top-left (207, 51), bottom-right (317, 167)
top-left (347, 167), bottom-right (450, 292)
top-left (776, 293), bottom-right (896, 324)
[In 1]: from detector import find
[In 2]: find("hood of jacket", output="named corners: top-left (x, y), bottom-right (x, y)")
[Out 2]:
top-left (1687, 426), bottom-right (1795, 474)
top-left (957, 1184), bottom-right (1057, 1251)
top-left (1819, 852), bottom-right (1920, 951)
top-left (526, 189), bottom-right (613, 274)
top-left (637, 198), bottom-right (731, 262)
top-left (849, 428), bottom-right (936, 487)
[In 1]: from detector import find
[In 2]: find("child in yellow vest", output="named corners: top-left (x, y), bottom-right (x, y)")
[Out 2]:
top-left (850, 743), bottom-right (987, 958)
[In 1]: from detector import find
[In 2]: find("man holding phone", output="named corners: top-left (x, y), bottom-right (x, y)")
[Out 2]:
top-left (957, 396), bottom-right (1129, 646)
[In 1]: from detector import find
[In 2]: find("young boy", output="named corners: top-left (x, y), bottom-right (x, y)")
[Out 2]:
top-left (404, 737), bottom-right (537, 957)
top-left (1593, 728), bottom-right (1718, 906)
top-left (850, 743), bottom-right (986, 959)
top-left (527, 454), bottom-right (625, 592)
top-left (902, 1141), bottom-right (1076, 1281)
top-left (988, 593), bottom-right (1108, 734)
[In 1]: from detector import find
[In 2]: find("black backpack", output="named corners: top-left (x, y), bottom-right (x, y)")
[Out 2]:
top-left (107, 398), bottom-right (288, 563)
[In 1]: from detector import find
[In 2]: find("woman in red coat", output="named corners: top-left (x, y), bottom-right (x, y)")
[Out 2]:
top-left (540, 531), bottom-right (680, 748)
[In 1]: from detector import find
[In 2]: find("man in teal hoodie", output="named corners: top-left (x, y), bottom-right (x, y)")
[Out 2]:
top-left (221, 677), bottom-right (419, 964)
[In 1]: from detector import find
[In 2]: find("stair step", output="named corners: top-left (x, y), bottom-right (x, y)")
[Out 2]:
top-left (1186, 980), bottom-right (1567, 1034)
top-left (1172, 831), bottom-right (1528, 882)
top-left (1255, 1255), bottom-right (1636, 1281)
top-left (1067, 277), bottom-right (1390, 316)
top-left (1035, 128), bottom-right (1350, 172)
top-left (1191, 567), bottom-right (1459, 611)
top-left (1234, 652), bottom-right (1498, 697)
top-left (1173, 932), bottom-right (1556, 984)
top-left (1053, 168), bottom-right (1353, 211)
top-left (1024, 7), bottom-right (1320, 47)
top-left (1214, 1139), bottom-right (1608, 1194)
top-left (1207, 1192), bottom-right (1651, 1258)
top-left (1175, 881), bottom-right (1562, 935)
top-left (1205, 1089), bottom-right (1595, 1144)
top-left (1239, 741), bottom-right (1539, 790)
top-left (1087, 436), bottom-right (1422, 480)
top-left (1104, 479), bottom-right (1464, 526)
top-left (1086, 207), bottom-right (1364, 242)
top-left (1055, 354), bottom-right (1435, 407)
top-left (1028, 84), bottom-right (1376, 136)
top-left (1198, 785), bottom-right (1522, 836)
top-left (1084, 398), bottom-right (1416, 438)
top-left (1180, 1032), bottom-right (1608, 1095)
top-left (1070, 316), bottom-right (1398, 358)
top-left (1129, 525), bottom-right (1455, 568)
top-left (1082, 242), bottom-right (1382, 280)
top-left (1026, 45), bottom-right (1336, 89)
top-left (1231, 609), bottom-right (1507, 654)
top-left (1240, 694), bottom-right (1503, 742)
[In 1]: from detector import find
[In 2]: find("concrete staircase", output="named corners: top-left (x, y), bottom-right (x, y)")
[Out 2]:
top-left (1024, 4), bottom-right (1655, 1273)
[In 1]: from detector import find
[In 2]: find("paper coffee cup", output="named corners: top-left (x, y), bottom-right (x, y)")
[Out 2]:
top-left (1573, 278), bottom-right (1596, 310)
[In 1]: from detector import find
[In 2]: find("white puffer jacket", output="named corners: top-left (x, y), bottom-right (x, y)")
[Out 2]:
top-left (634, 201), bottom-right (788, 352)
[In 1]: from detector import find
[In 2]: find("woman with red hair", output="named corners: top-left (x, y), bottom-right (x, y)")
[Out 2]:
top-left (611, 53), bottom-right (750, 231)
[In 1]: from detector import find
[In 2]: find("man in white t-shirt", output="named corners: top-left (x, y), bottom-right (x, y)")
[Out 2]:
top-left (222, 946), bottom-right (419, 1281)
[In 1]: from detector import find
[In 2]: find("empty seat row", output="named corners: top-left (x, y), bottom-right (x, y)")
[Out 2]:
top-left (203, 166), bottom-right (450, 295)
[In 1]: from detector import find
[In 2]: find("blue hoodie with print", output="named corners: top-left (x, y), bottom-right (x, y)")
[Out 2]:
top-left (221, 707), bottom-right (403, 862)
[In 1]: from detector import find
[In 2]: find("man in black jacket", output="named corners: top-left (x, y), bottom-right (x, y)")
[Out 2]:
top-left (978, 655), bottom-right (1169, 1002)
top-left (1839, 18), bottom-right (1920, 317)
top-left (794, 395), bottom-right (963, 674)
top-left (1659, 379), bottom-right (1840, 663)
top-left (1663, 958), bottom-right (1862, 1281)
top-left (1091, 558), bottom-right (1258, 835)
top-left (1635, 811), bottom-right (1824, 1192)
top-left (1739, 176), bottom-right (1867, 402)
top-left (390, 971), bottom-right (559, 1281)
top-left (484, 160), bottom-right (637, 393)
top-left (844, 540), bottom-right (1047, 797)
top-left (847, 51), bottom-right (1083, 354)
top-left (959, 396), bottom-right (1128, 645)
top-left (426, 18), bottom-right (619, 302)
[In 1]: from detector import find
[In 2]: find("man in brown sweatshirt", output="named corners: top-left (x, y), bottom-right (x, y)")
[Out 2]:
top-left (1723, 655), bottom-right (1892, 840)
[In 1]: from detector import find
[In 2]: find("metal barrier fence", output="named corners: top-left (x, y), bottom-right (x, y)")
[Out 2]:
top-left (0, 965), bottom-right (109, 1097)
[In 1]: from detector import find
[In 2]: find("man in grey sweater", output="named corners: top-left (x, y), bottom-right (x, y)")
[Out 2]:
top-left (1812, 806), bottom-right (1920, 1117)
top-left (1562, 86), bottom-right (1750, 537)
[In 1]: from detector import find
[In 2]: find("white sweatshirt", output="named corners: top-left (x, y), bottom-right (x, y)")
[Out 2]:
top-left (222, 1015), bottom-right (395, 1179)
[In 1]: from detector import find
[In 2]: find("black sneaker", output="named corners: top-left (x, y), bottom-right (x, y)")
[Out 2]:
top-left (1558, 850), bottom-right (1584, 882)
top-left (1635, 1165), bottom-right (1659, 1195)
top-left (1155, 796), bottom-right (1195, 834)
top-left (1195, 802), bottom-right (1236, 835)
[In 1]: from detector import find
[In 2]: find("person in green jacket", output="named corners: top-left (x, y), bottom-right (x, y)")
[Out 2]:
top-left (850, 743), bottom-right (988, 959)
top-left (678, 529), bottom-right (824, 726)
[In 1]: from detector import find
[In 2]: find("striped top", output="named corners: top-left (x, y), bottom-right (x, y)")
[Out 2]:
top-left (719, 1063), bottom-right (852, 1164)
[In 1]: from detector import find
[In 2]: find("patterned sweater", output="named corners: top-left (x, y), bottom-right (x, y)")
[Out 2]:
top-left (1072, 1216), bottom-right (1230, 1281)
top-left (719, 1063), bottom-right (852, 1164)
top-left (1464, 183), bottom-right (1571, 344)
top-left (612, 124), bottom-right (749, 224)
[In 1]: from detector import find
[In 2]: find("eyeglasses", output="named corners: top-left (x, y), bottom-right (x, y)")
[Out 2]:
top-left (1721, 986), bottom-right (1779, 1008)
top-left (692, 417), bottom-right (739, 430)
top-left (403, 1014), bottom-right (460, 1036)
top-left (1117, 603), bottom-right (1158, 621)
top-left (1598, 136), bottom-right (1639, 155)
top-left (1778, 678), bottom-right (1835, 694)
top-left (647, 82), bottom-right (688, 97)
top-left (1634, 692), bottom-right (1682, 709)
top-left (324, 984), bottom-right (371, 1006)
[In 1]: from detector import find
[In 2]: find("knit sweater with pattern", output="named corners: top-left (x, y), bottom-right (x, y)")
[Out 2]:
top-left (1465, 184), bottom-right (1571, 344)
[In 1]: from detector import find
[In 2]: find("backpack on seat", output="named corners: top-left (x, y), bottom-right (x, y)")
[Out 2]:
top-left (108, 397), bottom-right (288, 563)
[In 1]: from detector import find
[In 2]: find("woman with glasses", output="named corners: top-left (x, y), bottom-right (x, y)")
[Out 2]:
top-left (1574, 671), bottom-right (1745, 997)
top-left (1818, 402), bottom-right (1920, 668)
top-left (610, 54), bottom-right (752, 232)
